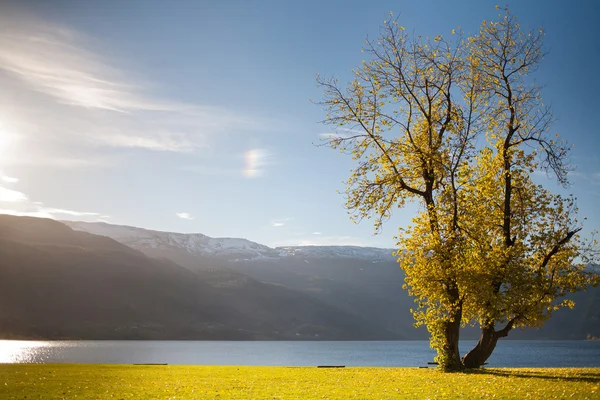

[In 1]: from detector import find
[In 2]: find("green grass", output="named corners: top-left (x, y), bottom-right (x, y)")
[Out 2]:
top-left (0, 364), bottom-right (598, 399)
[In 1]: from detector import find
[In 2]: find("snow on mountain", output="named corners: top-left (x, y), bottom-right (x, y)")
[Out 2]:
top-left (64, 221), bottom-right (279, 259)
top-left (62, 221), bottom-right (396, 262)
top-left (277, 246), bottom-right (396, 262)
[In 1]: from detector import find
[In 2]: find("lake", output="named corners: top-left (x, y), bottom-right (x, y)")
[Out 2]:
top-left (1, 340), bottom-right (598, 367)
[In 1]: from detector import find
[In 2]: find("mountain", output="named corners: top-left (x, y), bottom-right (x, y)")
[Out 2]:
top-left (0, 215), bottom-right (395, 340)
top-left (0, 215), bottom-right (216, 339)
top-left (64, 221), bottom-right (281, 260)
top-left (64, 221), bottom-right (418, 338)
top-left (63, 220), bottom-right (600, 340)
top-left (64, 221), bottom-right (397, 262)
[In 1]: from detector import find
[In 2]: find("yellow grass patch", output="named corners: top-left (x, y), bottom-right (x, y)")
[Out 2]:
top-left (0, 364), bottom-right (598, 399)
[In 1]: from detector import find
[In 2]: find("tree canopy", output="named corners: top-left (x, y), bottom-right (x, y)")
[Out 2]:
top-left (316, 7), bottom-right (599, 370)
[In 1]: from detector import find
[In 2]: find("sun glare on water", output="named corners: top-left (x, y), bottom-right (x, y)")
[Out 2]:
top-left (0, 341), bottom-right (51, 363)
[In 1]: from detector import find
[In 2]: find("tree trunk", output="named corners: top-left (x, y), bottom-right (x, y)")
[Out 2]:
top-left (436, 287), bottom-right (464, 371)
top-left (461, 326), bottom-right (498, 368)
top-left (461, 321), bottom-right (514, 368)
top-left (441, 311), bottom-right (463, 370)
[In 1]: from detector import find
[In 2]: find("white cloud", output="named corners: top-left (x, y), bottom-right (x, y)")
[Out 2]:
top-left (0, 186), bottom-right (27, 202)
top-left (243, 149), bottom-right (273, 178)
top-left (312, 231), bottom-right (322, 235)
top-left (1, 175), bottom-right (18, 183)
top-left (270, 217), bottom-right (293, 227)
top-left (95, 132), bottom-right (197, 153)
top-left (0, 206), bottom-right (101, 219)
top-left (0, 209), bottom-right (53, 218)
top-left (0, 14), bottom-right (193, 115)
top-left (176, 212), bottom-right (195, 220)
top-left (0, 11), bottom-right (276, 167)
top-left (41, 207), bottom-right (100, 217)
top-left (0, 181), bottom-right (102, 219)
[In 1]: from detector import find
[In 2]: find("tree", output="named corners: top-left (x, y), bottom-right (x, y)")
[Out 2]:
top-left (316, 8), bottom-right (599, 370)
top-left (455, 9), bottom-right (599, 368)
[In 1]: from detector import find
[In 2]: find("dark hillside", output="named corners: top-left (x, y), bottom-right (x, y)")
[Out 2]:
top-left (0, 215), bottom-right (392, 340)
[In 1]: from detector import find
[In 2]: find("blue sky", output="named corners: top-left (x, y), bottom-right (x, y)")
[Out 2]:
top-left (0, 0), bottom-right (598, 248)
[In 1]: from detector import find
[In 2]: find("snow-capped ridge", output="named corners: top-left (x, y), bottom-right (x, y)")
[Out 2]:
top-left (275, 245), bottom-right (395, 261)
top-left (62, 221), bottom-right (396, 262)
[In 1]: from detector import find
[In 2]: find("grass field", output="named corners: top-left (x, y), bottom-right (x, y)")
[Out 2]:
top-left (0, 364), bottom-right (598, 399)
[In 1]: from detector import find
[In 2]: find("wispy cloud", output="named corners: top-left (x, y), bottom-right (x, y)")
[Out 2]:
top-left (176, 212), bottom-right (195, 220)
top-left (0, 205), bottom-right (101, 219)
top-left (0, 33), bottom-right (158, 113)
top-left (0, 177), bottom-right (103, 220)
top-left (561, 170), bottom-right (600, 188)
top-left (312, 231), bottom-right (322, 235)
top-left (0, 186), bottom-right (28, 202)
top-left (1, 175), bottom-right (18, 183)
top-left (318, 128), bottom-right (365, 142)
top-left (0, 11), bottom-right (275, 167)
top-left (271, 217), bottom-right (294, 227)
top-left (0, 209), bottom-right (51, 219)
top-left (41, 207), bottom-right (100, 217)
top-left (243, 149), bottom-right (273, 178)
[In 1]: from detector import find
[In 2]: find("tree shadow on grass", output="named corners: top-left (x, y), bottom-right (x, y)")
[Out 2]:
top-left (464, 369), bottom-right (600, 383)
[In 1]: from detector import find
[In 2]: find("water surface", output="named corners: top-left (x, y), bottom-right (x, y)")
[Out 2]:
top-left (1, 340), bottom-right (598, 367)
